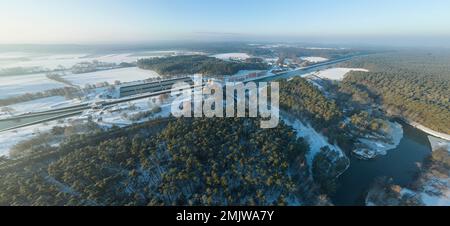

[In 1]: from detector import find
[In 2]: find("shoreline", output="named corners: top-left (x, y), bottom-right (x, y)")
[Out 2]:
top-left (353, 121), bottom-right (404, 160)
top-left (402, 119), bottom-right (450, 141)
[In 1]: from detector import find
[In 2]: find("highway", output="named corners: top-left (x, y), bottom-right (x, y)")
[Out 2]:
top-left (0, 55), bottom-right (362, 132)
top-left (0, 84), bottom-right (203, 132)
top-left (257, 55), bottom-right (363, 82)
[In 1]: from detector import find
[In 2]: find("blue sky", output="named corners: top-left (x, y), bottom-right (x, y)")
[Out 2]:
top-left (0, 0), bottom-right (449, 44)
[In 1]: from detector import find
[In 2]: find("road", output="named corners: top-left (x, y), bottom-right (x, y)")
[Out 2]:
top-left (0, 84), bottom-right (202, 132)
top-left (257, 55), bottom-right (362, 82)
top-left (0, 55), bottom-right (362, 132)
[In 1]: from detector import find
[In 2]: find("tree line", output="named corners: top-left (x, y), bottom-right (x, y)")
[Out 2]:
top-left (340, 51), bottom-right (450, 134)
top-left (137, 55), bottom-right (269, 78)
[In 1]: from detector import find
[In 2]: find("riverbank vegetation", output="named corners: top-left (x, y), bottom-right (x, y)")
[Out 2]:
top-left (279, 77), bottom-right (352, 194)
top-left (366, 148), bottom-right (450, 206)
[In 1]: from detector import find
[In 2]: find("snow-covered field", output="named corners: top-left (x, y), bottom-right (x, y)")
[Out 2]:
top-left (63, 67), bottom-right (161, 87)
top-left (1, 53), bottom-right (88, 69)
top-left (0, 52), bottom-right (39, 67)
top-left (0, 73), bottom-right (67, 99)
top-left (264, 57), bottom-right (279, 64)
top-left (300, 56), bottom-right (329, 63)
top-left (3, 96), bottom-right (81, 115)
top-left (303, 47), bottom-right (337, 50)
top-left (98, 101), bottom-right (172, 128)
top-left (212, 53), bottom-right (251, 61)
top-left (306, 68), bottom-right (368, 81)
top-left (0, 120), bottom-right (66, 157)
top-left (0, 93), bottom-right (174, 157)
top-left (0, 50), bottom-right (202, 71)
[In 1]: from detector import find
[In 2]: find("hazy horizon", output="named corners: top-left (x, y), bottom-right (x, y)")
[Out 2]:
top-left (1, 0), bottom-right (450, 47)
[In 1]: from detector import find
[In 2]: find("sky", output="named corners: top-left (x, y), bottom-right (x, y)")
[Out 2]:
top-left (1, 0), bottom-right (450, 45)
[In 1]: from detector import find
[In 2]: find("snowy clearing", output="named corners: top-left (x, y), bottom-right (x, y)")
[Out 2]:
top-left (307, 68), bottom-right (368, 81)
top-left (4, 96), bottom-right (81, 115)
top-left (0, 120), bottom-right (66, 157)
top-left (63, 67), bottom-right (161, 87)
top-left (303, 47), bottom-right (336, 50)
top-left (300, 56), bottom-right (329, 63)
top-left (0, 53), bottom-right (88, 70)
top-left (0, 51), bottom-right (202, 71)
top-left (0, 73), bottom-right (67, 99)
top-left (211, 53), bottom-right (251, 61)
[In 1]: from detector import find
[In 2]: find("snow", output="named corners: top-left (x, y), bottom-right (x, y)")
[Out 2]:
top-left (0, 53), bottom-right (88, 70)
top-left (428, 136), bottom-right (450, 152)
top-left (0, 73), bottom-right (67, 99)
top-left (2, 96), bottom-right (82, 116)
top-left (212, 53), bottom-right (251, 61)
top-left (0, 52), bottom-right (33, 66)
top-left (0, 52), bottom-right (33, 59)
top-left (264, 57), bottom-right (279, 64)
top-left (399, 180), bottom-right (450, 206)
top-left (0, 95), bottom-right (166, 157)
top-left (281, 113), bottom-right (348, 174)
top-left (306, 68), bottom-right (368, 81)
top-left (5, 96), bottom-right (65, 113)
top-left (248, 82), bottom-right (349, 175)
top-left (87, 91), bottom-right (181, 129)
top-left (300, 56), bottom-right (329, 63)
top-left (354, 121), bottom-right (404, 159)
top-left (303, 75), bottom-right (325, 91)
top-left (303, 47), bottom-right (337, 50)
top-left (0, 51), bottom-right (201, 71)
top-left (409, 122), bottom-right (450, 141)
top-left (421, 192), bottom-right (450, 206)
top-left (63, 67), bottom-right (161, 87)
top-left (0, 120), bottom-right (66, 157)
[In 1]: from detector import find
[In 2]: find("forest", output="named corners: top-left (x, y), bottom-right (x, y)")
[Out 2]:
top-left (137, 55), bottom-right (269, 78)
top-left (340, 51), bottom-right (450, 134)
top-left (273, 47), bottom-right (371, 61)
top-left (0, 117), bottom-right (330, 206)
top-left (279, 77), bottom-right (344, 142)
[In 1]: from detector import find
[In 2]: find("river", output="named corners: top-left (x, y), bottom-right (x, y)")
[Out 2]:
top-left (259, 57), bottom-right (435, 206)
top-left (0, 55), bottom-right (434, 206)
top-left (332, 121), bottom-right (433, 205)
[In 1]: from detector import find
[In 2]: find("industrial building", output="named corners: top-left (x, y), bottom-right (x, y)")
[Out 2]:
top-left (118, 77), bottom-right (193, 98)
